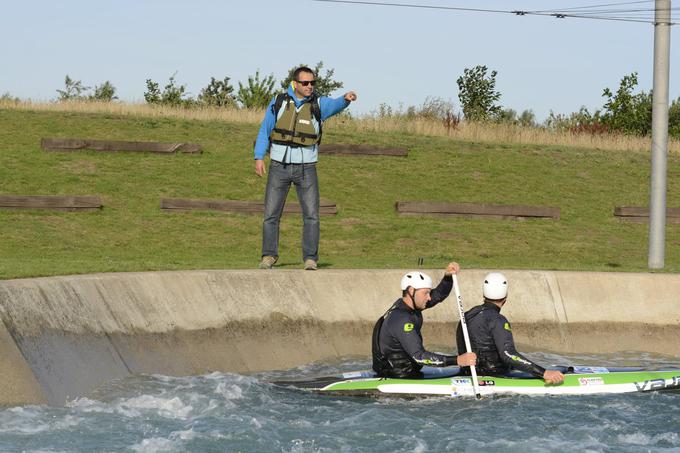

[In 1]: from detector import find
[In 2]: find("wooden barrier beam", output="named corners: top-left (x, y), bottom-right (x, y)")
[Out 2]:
top-left (161, 198), bottom-right (338, 215)
top-left (319, 144), bottom-right (407, 156)
top-left (614, 206), bottom-right (680, 224)
top-left (396, 201), bottom-right (560, 220)
top-left (0, 195), bottom-right (102, 211)
top-left (41, 138), bottom-right (202, 154)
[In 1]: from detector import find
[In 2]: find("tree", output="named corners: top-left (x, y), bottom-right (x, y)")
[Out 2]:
top-left (280, 61), bottom-right (344, 97)
top-left (144, 73), bottom-right (193, 107)
top-left (600, 72), bottom-right (652, 136)
top-left (544, 107), bottom-right (606, 135)
top-left (669, 97), bottom-right (680, 138)
top-left (497, 108), bottom-right (517, 123)
top-left (416, 96), bottom-right (455, 120)
top-left (0, 92), bottom-right (20, 103)
top-left (90, 81), bottom-right (117, 101)
top-left (498, 108), bottom-right (536, 127)
top-left (57, 75), bottom-right (90, 101)
top-left (518, 109), bottom-right (536, 127)
top-left (456, 65), bottom-right (502, 121)
top-left (198, 76), bottom-right (236, 107)
top-left (237, 70), bottom-right (276, 109)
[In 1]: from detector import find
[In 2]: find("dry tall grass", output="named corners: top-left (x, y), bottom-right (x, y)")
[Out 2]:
top-left (0, 99), bottom-right (264, 124)
top-left (331, 115), bottom-right (680, 154)
top-left (3, 99), bottom-right (679, 154)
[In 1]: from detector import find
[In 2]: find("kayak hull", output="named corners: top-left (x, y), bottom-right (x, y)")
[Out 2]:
top-left (276, 367), bottom-right (680, 398)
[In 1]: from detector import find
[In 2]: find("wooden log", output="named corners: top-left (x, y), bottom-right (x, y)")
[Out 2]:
top-left (160, 198), bottom-right (338, 215)
top-left (319, 144), bottom-right (408, 156)
top-left (0, 195), bottom-right (102, 211)
top-left (41, 138), bottom-right (202, 154)
top-left (396, 201), bottom-right (560, 220)
top-left (614, 206), bottom-right (680, 224)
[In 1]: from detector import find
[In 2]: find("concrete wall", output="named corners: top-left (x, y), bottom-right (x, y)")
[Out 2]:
top-left (0, 269), bottom-right (678, 406)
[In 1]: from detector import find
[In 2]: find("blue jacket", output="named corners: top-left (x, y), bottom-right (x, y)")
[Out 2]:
top-left (253, 85), bottom-right (350, 163)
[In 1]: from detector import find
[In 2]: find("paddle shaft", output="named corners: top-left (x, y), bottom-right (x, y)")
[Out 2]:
top-left (452, 274), bottom-right (481, 399)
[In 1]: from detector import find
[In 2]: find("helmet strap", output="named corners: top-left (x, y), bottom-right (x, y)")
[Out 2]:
top-left (408, 288), bottom-right (421, 312)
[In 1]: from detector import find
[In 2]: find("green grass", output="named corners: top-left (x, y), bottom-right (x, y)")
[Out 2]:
top-left (1, 108), bottom-right (679, 279)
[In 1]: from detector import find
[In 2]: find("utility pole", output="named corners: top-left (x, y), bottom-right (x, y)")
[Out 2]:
top-left (648, 0), bottom-right (672, 269)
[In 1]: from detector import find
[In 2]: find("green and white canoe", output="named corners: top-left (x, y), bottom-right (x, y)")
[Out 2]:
top-left (276, 366), bottom-right (680, 397)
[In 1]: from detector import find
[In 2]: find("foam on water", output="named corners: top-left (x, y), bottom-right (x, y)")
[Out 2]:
top-left (0, 352), bottom-right (679, 452)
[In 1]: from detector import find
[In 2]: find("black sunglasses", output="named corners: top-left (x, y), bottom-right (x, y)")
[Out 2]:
top-left (296, 80), bottom-right (316, 86)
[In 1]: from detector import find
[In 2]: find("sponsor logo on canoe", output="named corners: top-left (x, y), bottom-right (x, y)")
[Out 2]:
top-left (578, 377), bottom-right (604, 386)
top-left (451, 378), bottom-right (472, 386)
top-left (478, 380), bottom-right (495, 386)
top-left (574, 366), bottom-right (609, 374)
top-left (634, 376), bottom-right (680, 392)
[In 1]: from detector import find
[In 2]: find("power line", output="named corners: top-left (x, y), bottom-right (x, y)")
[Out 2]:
top-left (312, 0), bottom-right (676, 25)
top-left (531, 0), bottom-right (653, 13)
top-left (312, 0), bottom-right (511, 15)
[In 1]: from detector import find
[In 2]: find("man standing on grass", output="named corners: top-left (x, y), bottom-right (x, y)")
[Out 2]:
top-left (254, 66), bottom-right (357, 270)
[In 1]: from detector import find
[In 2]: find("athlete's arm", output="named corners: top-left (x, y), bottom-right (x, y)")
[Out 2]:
top-left (490, 316), bottom-right (546, 378)
top-left (426, 262), bottom-right (459, 309)
top-left (393, 314), bottom-right (473, 367)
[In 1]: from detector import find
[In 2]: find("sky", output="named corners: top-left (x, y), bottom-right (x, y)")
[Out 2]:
top-left (1, 0), bottom-right (677, 121)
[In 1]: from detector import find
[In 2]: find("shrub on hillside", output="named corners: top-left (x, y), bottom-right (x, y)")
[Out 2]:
top-left (144, 74), bottom-right (195, 108)
top-left (57, 76), bottom-right (117, 102)
top-left (0, 92), bottom-right (20, 104)
top-left (237, 71), bottom-right (276, 109)
top-left (600, 72), bottom-right (652, 136)
top-left (545, 107), bottom-right (608, 135)
top-left (198, 77), bottom-right (236, 107)
top-left (457, 65), bottom-right (503, 121)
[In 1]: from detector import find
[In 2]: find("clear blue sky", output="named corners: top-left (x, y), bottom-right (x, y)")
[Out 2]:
top-left (1, 0), bottom-right (677, 120)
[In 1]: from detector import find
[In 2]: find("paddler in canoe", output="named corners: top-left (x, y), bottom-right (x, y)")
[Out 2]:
top-left (372, 262), bottom-right (477, 378)
top-left (456, 272), bottom-right (564, 385)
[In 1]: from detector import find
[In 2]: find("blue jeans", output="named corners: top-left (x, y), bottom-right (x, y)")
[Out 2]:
top-left (262, 161), bottom-right (320, 262)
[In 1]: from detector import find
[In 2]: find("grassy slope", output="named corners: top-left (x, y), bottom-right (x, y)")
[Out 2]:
top-left (1, 108), bottom-right (679, 279)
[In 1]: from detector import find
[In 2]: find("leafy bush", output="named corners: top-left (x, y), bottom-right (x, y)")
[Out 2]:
top-left (237, 71), bottom-right (276, 109)
top-left (279, 61), bottom-right (344, 98)
top-left (497, 108), bottom-right (537, 127)
top-left (457, 65), bottom-right (502, 121)
top-left (56, 76), bottom-right (117, 102)
top-left (0, 92), bottom-right (20, 103)
top-left (91, 81), bottom-right (117, 101)
top-left (600, 72), bottom-right (652, 136)
top-left (144, 73), bottom-right (195, 107)
top-left (669, 97), bottom-right (680, 138)
top-left (545, 107), bottom-right (608, 135)
top-left (198, 77), bottom-right (235, 107)
top-left (56, 75), bottom-right (90, 101)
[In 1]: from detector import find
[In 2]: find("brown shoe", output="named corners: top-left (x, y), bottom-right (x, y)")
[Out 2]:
top-left (304, 259), bottom-right (318, 270)
top-left (259, 256), bottom-right (277, 269)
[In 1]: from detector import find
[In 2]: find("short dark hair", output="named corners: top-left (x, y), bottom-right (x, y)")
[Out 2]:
top-left (293, 66), bottom-right (315, 81)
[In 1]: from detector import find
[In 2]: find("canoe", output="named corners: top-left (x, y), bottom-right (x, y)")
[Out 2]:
top-left (275, 366), bottom-right (680, 397)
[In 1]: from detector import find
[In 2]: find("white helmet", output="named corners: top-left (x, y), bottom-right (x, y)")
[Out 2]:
top-left (400, 271), bottom-right (433, 291)
top-left (483, 272), bottom-right (508, 300)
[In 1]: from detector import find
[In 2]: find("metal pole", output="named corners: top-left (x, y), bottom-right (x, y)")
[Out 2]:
top-left (648, 0), bottom-right (671, 269)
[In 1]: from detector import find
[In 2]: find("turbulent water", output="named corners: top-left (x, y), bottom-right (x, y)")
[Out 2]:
top-left (1, 352), bottom-right (679, 453)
